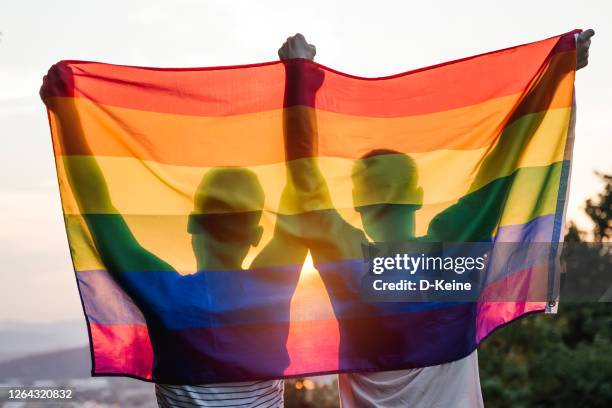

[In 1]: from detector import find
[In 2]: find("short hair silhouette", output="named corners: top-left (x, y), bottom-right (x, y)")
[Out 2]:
top-left (352, 149), bottom-right (421, 208)
top-left (189, 168), bottom-right (264, 243)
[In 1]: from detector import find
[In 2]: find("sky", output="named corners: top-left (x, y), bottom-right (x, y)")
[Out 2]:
top-left (0, 0), bottom-right (610, 323)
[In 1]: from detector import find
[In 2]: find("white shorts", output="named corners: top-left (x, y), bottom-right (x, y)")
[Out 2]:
top-left (338, 350), bottom-right (483, 408)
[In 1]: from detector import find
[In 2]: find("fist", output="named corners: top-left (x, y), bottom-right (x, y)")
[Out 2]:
top-left (278, 33), bottom-right (316, 61)
top-left (577, 29), bottom-right (594, 70)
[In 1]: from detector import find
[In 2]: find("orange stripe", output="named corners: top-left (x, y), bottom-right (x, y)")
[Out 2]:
top-left (48, 59), bottom-right (573, 168)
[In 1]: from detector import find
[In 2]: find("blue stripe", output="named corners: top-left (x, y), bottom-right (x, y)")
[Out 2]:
top-left (78, 214), bottom-right (559, 328)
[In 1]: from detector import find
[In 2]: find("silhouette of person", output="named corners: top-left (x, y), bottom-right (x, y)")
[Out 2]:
top-left (276, 30), bottom-right (593, 408)
top-left (42, 70), bottom-right (308, 406)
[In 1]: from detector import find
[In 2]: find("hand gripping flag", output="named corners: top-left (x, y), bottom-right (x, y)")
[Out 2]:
top-left (42, 30), bottom-right (579, 384)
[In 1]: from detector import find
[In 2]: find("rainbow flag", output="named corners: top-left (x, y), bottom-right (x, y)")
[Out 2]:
top-left (42, 30), bottom-right (578, 384)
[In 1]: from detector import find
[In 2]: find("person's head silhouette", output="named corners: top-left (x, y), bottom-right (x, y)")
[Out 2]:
top-left (352, 149), bottom-right (423, 242)
top-left (188, 168), bottom-right (265, 270)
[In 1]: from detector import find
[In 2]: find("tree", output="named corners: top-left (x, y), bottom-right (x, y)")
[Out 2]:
top-left (585, 173), bottom-right (612, 242)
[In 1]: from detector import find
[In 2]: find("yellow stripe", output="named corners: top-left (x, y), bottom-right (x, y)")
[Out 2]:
top-left (68, 163), bottom-right (561, 272)
top-left (58, 108), bottom-right (569, 216)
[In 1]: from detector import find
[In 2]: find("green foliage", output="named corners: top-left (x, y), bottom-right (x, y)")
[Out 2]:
top-left (585, 173), bottom-right (612, 242)
top-left (479, 304), bottom-right (612, 407)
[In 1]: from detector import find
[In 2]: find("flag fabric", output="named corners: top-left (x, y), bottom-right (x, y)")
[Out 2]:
top-left (42, 30), bottom-right (578, 384)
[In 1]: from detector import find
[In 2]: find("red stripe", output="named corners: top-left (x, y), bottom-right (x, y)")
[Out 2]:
top-left (90, 323), bottom-right (153, 379)
top-left (284, 319), bottom-right (340, 375)
top-left (41, 32), bottom-right (576, 118)
top-left (476, 266), bottom-right (549, 342)
top-left (476, 301), bottom-right (545, 343)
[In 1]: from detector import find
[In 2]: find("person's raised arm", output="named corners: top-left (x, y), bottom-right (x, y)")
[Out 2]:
top-left (250, 34), bottom-right (318, 269)
top-left (278, 34), bottom-right (334, 211)
top-left (577, 29), bottom-right (595, 70)
top-left (252, 34), bottom-right (363, 268)
top-left (41, 66), bottom-right (174, 274)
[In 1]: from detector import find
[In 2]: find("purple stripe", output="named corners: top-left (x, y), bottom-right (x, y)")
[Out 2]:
top-left (77, 269), bottom-right (146, 325)
top-left (494, 214), bottom-right (555, 242)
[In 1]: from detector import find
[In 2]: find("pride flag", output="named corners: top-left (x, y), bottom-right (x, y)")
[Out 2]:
top-left (42, 30), bottom-right (578, 384)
